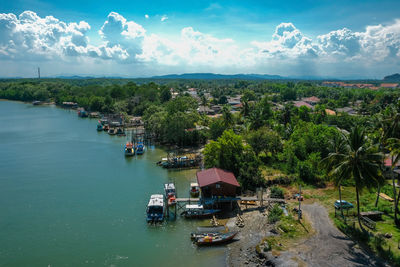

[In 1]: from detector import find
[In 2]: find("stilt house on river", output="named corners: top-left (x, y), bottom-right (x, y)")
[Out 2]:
top-left (196, 168), bottom-right (240, 209)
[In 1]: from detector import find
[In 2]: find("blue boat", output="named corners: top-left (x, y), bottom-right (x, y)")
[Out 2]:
top-left (136, 142), bottom-right (145, 155)
top-left (146, 194), bottom-right (164, 223)
top-left (96, 124), bottom-right (103, 131)
top-left (77, 109), bottom-right (88, 118)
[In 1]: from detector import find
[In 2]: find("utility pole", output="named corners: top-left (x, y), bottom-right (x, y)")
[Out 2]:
top-left (38, 67), bottom-right (40, 79)
top-left (298, 184), bottom-right (302, 220)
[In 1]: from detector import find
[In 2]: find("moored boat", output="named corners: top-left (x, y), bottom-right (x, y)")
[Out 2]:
top-left (136, 142), bottom-right (145, 155)
top-left (181, 204), bottom-right (220, 219)
top-left (189, 182), bottom-right (200, 197)
top-left (116, 127), bottom-right (125, 136)
top-left (77, 108), bottom-right (88, 117)
top-left (97, 124), bottom-right (103, 131)
top-left (146, 194), bottom-right (164, 223)
top-left (125, 142), bottom-right (135, 156)
top-left (103, 124), bottom-right (110, 131)
top-left (195, 232), bottom-right (238, 246)
top-left (108, 128), bottom-right (116, 135)
top-left (164, 183), bottom-right (177, 206)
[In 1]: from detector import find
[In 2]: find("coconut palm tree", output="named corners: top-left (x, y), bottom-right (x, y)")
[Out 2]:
top-left (321, 131), bottom-right (348, 219)
top-left (322, 126), bottom-right (384, 230)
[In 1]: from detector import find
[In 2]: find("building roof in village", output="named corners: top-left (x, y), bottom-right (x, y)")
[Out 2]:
top-left (325, 109), bottom-right (336, 115)
top-left (293, 101), bottom-right (313, 109)
top-left (196, 168), bottom-right (240, 187)
top-left (381, 83), bottom-right (399, 88)
top-left (302, 96), bottom-right (320, 103)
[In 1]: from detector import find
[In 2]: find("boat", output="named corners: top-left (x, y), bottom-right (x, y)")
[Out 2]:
top-left (124, 142), bottom-right (135, 156)
top-left (77, 109), bottom-right (88, 118)
top-left (136, 142), bottom-right (145, 155)
top-left (108, 128), bottom-right (116, 135)
top-left (195, 232), bottom-right (238, 246)
top-left (103, 124), bottom-right (110, 131)
top-left (181, 204), bottom-right (220, 219)
top-left (32, 100), bottom-right (41, 105)
top-left (97, 124), bottom-right (103, 131)
top-left (189, 182), bottom-right (200, 197)
top-left (164, 183), bottom-right (177, 206)
top-left (146, 194), bottom-right (164, 223)
top-left (116, 128), bottom-right (125, 136)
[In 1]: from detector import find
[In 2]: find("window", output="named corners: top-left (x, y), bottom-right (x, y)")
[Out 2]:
top-left (216, 184), bottom-right (221, 189)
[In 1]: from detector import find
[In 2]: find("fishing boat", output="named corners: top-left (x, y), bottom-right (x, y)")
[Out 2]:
top-left (146, 194), bottom-right (164, 223)
top-left (195, 232), bottom-right (238, 246)
top-left (108, 128), bottom-right (116, 135)
top-left (136, 142), bottom-right (145, 155)
top-left (97, 124), bottom-right (103, 131)
top-left (181, 204), bottom-right (220, 219)
top-left (77, 109), bottom-right (88, 118)
top-left (32, 100), bottom-right (41, 105)
top-left (124, 142), bottom-right (135, 156)
top-left (164, 183), bottom-right (177, 206)
top-left (189, 182), bottom-right (200, 197)
top-left (103, 124), bottom-right (110, 131)
top-left (116, 128), bottom-right (125, 136)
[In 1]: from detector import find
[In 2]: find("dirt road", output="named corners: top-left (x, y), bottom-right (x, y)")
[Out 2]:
top-left (271, 203), bottom-right (388, 267)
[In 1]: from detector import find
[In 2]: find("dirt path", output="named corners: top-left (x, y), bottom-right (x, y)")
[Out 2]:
top-left (271, 203), bottom-right (388, 267)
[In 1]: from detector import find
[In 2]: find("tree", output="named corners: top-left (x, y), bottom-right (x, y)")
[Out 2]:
top-left (222, 105), bottom-right (234, 128)
top-left (160, 87), bottom-right (172, 103)
top-left (246, 127), bottom-right (282, 156)
top-left (322, 126), bottom-right (384, 230)
top-left (204, 130), bottom-right (262, 189)
top-left (321, 132), bottom-right (348, 219)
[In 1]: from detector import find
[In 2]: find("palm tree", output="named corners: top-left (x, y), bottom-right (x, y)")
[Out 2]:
top-left (387, 138), bottom-right (400, 225)
top-left (322, 126), bottom-right (384, 230)
top-left (321, 131), bottom-right (347, 219)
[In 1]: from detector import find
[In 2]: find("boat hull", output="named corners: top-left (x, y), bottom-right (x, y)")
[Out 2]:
top-left (195, 232), bottom-right (238, 246)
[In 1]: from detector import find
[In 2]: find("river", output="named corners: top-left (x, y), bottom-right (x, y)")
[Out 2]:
top-left (0, 100), bottom-right (225, 266)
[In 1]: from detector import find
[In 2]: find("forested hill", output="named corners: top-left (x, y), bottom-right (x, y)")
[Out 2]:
top-left (383, 73), bottom-right (400, 82)
top-left (150, 73), bottom-right (285, 80)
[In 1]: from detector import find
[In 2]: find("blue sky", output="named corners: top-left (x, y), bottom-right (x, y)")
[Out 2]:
top-left (1, 0), bottom-right (400, 78)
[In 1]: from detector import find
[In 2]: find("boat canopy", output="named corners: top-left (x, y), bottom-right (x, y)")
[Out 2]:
top-left (148, 194), bottom-right (164, 207)
top-left (190, 182), bottom-right (199, 187)
top-left (186, 204), bottom-right (203, 210)
top-left (164, 183), bottom-right (176, 190)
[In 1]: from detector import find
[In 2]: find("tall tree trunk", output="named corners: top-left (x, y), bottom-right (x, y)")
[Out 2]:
top-left (356, 186), bottom-right (364, 231)
top-left (392, 156), bottom-right (399, 225)
top-left (339, 185), bottom-right (344, 218)
top-left (375, 184), bottom-right (380, 208)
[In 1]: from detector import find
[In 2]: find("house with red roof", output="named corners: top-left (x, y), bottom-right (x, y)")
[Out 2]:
top-left (381, 83), bottom-right (399, 89)
top-left (293, 101), bottom-right (314, 109)
top-left (302, 96), bottom-right (320, 105)
top-left (196, 168), bottom-right (240, 198)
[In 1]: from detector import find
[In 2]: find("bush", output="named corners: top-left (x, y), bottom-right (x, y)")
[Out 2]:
top-left (268, 204), bottom-right (283, 223)
top-left (270, 186), bottom-right (284, 199)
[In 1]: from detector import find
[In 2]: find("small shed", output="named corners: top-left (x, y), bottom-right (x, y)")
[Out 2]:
top-left (196, 168), bottom-right (240, 198)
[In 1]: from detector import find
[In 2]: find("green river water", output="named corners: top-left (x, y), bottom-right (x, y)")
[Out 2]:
top-left (0, 100), bottom-right (225, 266)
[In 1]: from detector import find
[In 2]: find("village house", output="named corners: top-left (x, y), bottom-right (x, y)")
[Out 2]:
top-left (337, 107), bottom-right (357, 115)
top-left (196, 168), bottom-right (240, 198)
top-left (380, 83), bottom-right (399, 89)
top-left (302, 96), bottom-right (320, 105)
top-left (293, 101), bottom-right (314, 109)
top-left (197, 105), bottom-right (215, 115)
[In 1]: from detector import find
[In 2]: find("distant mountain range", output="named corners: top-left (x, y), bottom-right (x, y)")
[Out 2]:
top-left (383, 73), bottom-right (400, 82)
top-left (150, 73), bottom-right (286, 80)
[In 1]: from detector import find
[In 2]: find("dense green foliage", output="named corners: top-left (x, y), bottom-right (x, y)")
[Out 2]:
top-left (1, 78), bottom-right (400, 190)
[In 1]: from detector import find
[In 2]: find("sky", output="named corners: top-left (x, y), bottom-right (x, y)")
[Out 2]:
top-left (1, 0), bottom-right (400, 78)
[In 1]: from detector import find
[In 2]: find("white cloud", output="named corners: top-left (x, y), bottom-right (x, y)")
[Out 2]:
top-left (161, 15), bottom-right (168, 22)
top-left (145, 14), bottom-right (149, 19)
top-left (0, 10), bottom-right (400, 77)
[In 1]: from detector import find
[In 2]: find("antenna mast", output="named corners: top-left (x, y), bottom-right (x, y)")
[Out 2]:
top-left (38, 67), bottom-right (40, 79)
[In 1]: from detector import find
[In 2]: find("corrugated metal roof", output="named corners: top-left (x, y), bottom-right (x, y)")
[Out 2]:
top-left (196, 168), bottom-right (240, 187)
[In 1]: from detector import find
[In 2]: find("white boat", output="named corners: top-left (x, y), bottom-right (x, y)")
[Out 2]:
top-left (146, 194), bottom-right (164, 223)
top-left (164, 183), bottom-right (177, 206)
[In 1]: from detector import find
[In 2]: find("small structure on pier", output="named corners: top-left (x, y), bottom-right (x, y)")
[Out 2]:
top-left (196, 168), bottom-right (240, 198)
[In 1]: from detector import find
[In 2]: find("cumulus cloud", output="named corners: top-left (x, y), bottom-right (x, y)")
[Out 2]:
top-left (0, 10), bottom-right (400, 77)
top-left (145, 14), bottom-right (149, 19)
top-left (161, 15), bottom-right (168, 22)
